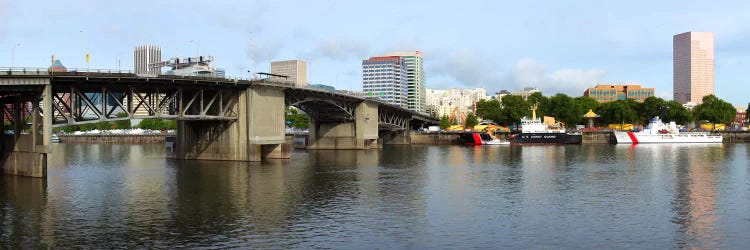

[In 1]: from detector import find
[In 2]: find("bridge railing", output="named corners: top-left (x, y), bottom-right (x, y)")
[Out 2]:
top-left (0, 67), bottom-right (138, 76)
top-left (0, 67), bottom-right (51, 76)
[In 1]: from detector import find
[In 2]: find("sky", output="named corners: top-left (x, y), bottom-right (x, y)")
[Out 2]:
top-left (1, 0), bottom-right (749, 106)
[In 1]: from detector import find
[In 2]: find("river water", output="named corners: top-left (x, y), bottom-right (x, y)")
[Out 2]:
top-left (1, 143), bottom-right (749, 249)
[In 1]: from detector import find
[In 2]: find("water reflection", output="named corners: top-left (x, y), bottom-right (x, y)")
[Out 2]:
top-left (0, 176), bottom-right (49, 248)
top-left (665, 144), bottom-right (726, 249)
top-left (1, 143), bottom-right (749, 248)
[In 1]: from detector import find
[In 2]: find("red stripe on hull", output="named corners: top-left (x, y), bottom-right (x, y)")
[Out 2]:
top-left (626, 131), bottom-right (639, 144)
top-left (472, 133), bottom-right (482, 145)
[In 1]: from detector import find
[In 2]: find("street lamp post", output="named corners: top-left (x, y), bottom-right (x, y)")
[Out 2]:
top-left (189, 40), bottom-right (199, 56)
top-left (80, 30), bottom-right (90, 72)
top-left (11, 43), bottom-right (21, 68)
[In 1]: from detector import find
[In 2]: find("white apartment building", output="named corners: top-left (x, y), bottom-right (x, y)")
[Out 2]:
top-left (510, 87), bottom-right (540, 100)
top-left (426, 88), bottom-right (489, 118)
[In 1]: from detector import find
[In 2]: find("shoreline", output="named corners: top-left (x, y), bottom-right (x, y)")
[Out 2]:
top-left (56, 131), bottom-right (750, 145)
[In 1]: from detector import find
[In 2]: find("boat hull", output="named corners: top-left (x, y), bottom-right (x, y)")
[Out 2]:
top-left (510, 132), bottom-right (582, 145)
top-left (458, 133), bottom-right (510, 145)
top-left (613, 131), bottom-right (723, 144)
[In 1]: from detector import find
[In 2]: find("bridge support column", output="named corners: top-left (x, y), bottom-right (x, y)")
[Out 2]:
top-left (381, 130), bottom-right (411, 145)
top-left (307, 101), bottom-right (379, 150)
top-left (1, 84), bottom-right (52, 177)
top-left (173, 86), bottom-right (289, 161)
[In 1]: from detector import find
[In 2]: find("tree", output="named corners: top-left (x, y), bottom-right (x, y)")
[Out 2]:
top-left (499, 95), bottom-right (529, 126)
top-left (526, 92), bottom-right (549, 117)
top-left (465, 112), bottom-right (478, 128)
top-left (548, 94), bottom-right (579, 126)
top-left (475, 99), bottom-right (503, 123)
top-left (95, 121), bottom-right (114, 130)
top-left (575, 96), bottom-right (599, 114)
top-left (285, 107), bottom-right (309, 129)
top-left (438, 115), bottom-right (451, 129)
top-left (693, 95), bottom-right (736, 124)
top-left (114, 113), bottom-right (131, 129)
top-left (596, 100), bottom-right (638, 125)
top-left (137, 119), bottom-right (176, 130)
top-left (665, 100), bottom-right (692, 125)
top-left (53, 125), bottom-right (79, 133)
top-left (79, 123), bottom-right (95, 131)
top-left (638, 96), bottom-right (667, 124)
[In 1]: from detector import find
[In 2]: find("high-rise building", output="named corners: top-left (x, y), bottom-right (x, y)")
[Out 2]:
top-left (270, 60), bottom-right (307, 87)
top-left (362, 56), bottom-right (408, 108)
top-left (583, 84), bottom-right (655, 103)
top-left (133, 45), bottom-right (161, 75)
top-left (673, 32), bottom-right (714, 104)
top-left (383, 51), bottom-right (426, 113)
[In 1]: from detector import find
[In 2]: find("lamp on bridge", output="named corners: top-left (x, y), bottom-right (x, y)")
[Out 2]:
top-left (11, 42), bottom-right (21, 68)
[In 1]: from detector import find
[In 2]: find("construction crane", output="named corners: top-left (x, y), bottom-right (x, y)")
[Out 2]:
top-left (448, 106), bottom-right (466, 125)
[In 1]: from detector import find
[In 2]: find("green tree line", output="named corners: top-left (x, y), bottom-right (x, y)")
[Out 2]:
top-left (475, 93), bottom-right (736, 127)
top-left (285, 107), bottom-right (309, 129)
top-left (53, 113), bottom-right (177, 133)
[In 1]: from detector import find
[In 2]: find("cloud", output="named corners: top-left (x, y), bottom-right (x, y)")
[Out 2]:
top-left (301, 37), bottom-right (370, 61)
top-left (427, 52), bottom-right (606, 95)
top-left (247, 39), bottom-right (283, 66)
top-left (511, 58), bottom-right (607, 96)
top-left (428, 49), bottom-right (505, 88)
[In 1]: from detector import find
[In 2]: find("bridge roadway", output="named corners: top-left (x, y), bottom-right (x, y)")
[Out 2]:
top-left (0, 68), bottom-right (437, 177)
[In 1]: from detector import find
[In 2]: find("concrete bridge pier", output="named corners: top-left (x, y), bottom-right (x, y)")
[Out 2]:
top-left (307, 101), bottom-right (379, 150)
top-left (1, 84), bottom-right (52, 177)
top-left (172, 86), bottom-right (289, 161)
top-left (380, 130), bottom-right (411, 145)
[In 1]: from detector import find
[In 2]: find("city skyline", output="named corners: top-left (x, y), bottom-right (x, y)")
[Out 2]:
top-left (1, 0), bottom-right (750, 106)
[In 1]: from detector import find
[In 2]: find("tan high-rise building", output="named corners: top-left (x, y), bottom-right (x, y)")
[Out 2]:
top-left (134, 45), bottom-right (161, 75)
top-left (673, 32), bottom-right (714, 104)
top-left (270, 60), bottom-right (307, 87)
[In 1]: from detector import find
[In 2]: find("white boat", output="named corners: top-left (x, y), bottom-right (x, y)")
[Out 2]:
top-left (613, 116), bottom-right (722, 144)
top-left (479, 133), bottom-right (510, 145)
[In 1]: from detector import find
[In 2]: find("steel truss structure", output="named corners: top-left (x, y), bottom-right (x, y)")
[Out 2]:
top-left (48, 83), bottom-right (242, 126)
top-left (378, 107), bottom-right (411, 131)
top-left (1, 72), bottom-right (437, 131)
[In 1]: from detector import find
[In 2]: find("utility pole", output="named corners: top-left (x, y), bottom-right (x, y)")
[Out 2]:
top-left (11, 43), bottom-right (21, 68)
top-left (80, 30), bottom-right (90, 72)
top-left (248, 33), bottom-right (254, 79)
top-left (189, 40), bottom-right (199, 56)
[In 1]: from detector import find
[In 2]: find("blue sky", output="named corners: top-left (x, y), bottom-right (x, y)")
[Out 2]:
top-left (1, 0), bottom-right (749, 106)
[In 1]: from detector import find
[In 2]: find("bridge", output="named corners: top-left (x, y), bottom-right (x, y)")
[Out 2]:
top-left (0, 68), bottom-right (437, 177)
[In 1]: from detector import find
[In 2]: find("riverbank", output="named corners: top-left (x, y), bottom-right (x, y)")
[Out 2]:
top-left (58, 134), bottom-right (168, 144)
top-left (412, 130), bottom-right (750, 144)
top-left (56, 130), bottom-right (750, 145)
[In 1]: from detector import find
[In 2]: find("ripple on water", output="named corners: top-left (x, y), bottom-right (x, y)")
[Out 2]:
top-left (1, 144), bottom-right (750, 248)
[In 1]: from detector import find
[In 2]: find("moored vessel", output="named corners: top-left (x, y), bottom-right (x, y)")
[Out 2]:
top-left (510, 104), bottom-right (582, 145)
top-left (613, 116), bottom-right (722, 144)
